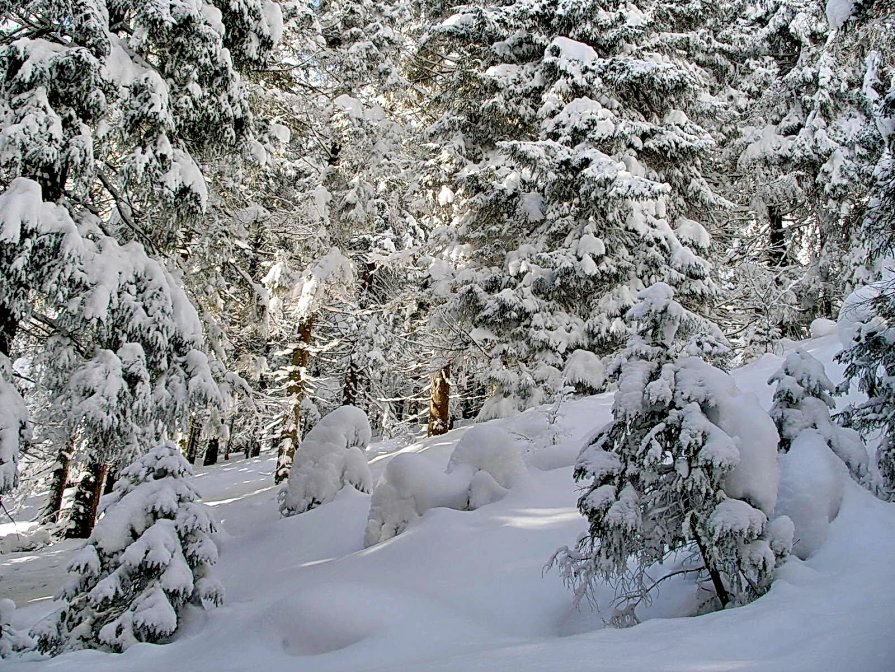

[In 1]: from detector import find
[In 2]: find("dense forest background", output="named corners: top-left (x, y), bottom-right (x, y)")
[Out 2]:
top-left (0, 0), bottom-right (892, 537)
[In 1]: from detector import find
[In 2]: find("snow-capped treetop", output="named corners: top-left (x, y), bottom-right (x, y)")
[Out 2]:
top-left (610, 283), bottom-right (727, 378)
top-left (0, 598), bottom-right (33, 658)
top-left (769, 350), bottom-right (836, 412)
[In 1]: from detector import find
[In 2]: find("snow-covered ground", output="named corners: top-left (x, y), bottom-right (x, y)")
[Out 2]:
top-left (2, 334), bottom-right (894, 671)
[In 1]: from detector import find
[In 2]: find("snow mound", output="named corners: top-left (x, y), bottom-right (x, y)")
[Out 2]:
top-left (776, 430), bottom-right (847, 559)
top-left (279, 406), bottom-right (373, 517)
top-left (809, 318), bottom-right (837, 338)
top-left (365, 425), bottom-right (528, 546)
top-left (3, 334), bottom-right (895, 672)
top-left (0, 527), bottom-right (51, 555)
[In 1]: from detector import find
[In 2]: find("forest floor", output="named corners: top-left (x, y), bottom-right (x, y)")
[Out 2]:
top-left (2, 333), bottom-right (894, 671)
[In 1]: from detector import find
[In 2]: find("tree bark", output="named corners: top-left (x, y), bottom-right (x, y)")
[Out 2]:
top-left (224, 416), bottom-right (235, 461)
top-left (203, 438), bottom-right (219, 466)
top-left (89, 464), bottom-right (108, 523)
top-left (427, 365), bottom-right (451, 437)
top-left (693, 525), bottom-right (731, 608)
top-left (768, 207), bottom-right (785, 266)
top-left (66, 461), bottom-right (106, 539)
top-left (42, 441), bottom-right (73, 524)
top-left (0, 300), bottom-right (17, 358)
top-left (343, 354), bottom-right (359, 406)
top-left (185, 417), bottom-right (203, 464)
top-left (275, 315), bottom-right (314, 484)
top-left (103, 469), bottom-right (117, 495)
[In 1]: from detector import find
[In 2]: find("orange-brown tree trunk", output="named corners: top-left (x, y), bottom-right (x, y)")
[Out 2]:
top-left (42, 439), bottom-right (73, 524)
top-left (428, 365), bottom-right (451, 437)
top-left (275, 315), bottom-right (314, 484)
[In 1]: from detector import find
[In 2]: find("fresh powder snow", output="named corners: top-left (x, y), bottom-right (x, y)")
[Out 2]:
top-left (1, 333), bottom-right (893, 671)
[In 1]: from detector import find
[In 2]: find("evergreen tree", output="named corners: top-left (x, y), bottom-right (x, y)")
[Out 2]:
top-left (33, 442), bottom-right (222, 653)
top-left (0, 0), bottom-right (280, 504)
top-left (721, 0), bottom-right (890, 355)
top-left (419, 0), bottom-right (724, 417)
top-left (840, 1), bottom-right (894, 283)
top-left (837, 277), bottom-right (895, 497)
top-left (0, 353), bottom-right (27, 494)
top-left (769, 349), bottom-right (867, 478)
top-left (833, 2), bottom-right (895, 498)
top-left (553, 283), bottom-right (791, 617)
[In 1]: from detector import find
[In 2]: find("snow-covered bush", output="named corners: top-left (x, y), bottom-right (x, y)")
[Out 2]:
top-left (365, 425), bottom-right (526, 546)
top-left (0, 599), bottom-right (33, 658)
top-left (0, 527), bottom-right (52, 555)
top-left (278, 406), bottom-right (373, 517)
top-left (32, 443), bottom-right (222, 654)
top-left (769, 350), bottom-right (867, 478)
top-left (563, 350), bottom-right (606, 395)
top-left (447, 425), bottom-right (528, 509)
top-left (776, 431), bottom-right (847, 559)
top-left (837, 278), bottom-right (895, 497)
top-left (554, 284), bottom-right (791, 615)
top-left (364, 454), bottom-right (468, 547)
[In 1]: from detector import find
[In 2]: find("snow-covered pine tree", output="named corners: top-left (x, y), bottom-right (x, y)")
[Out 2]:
top-left (840, 1), bottom-right (894, 285)
top-left (553, 283), bottom-right (791, 616)
top-left (264, 247), bottom-right (355, 483)
top-left (0, 0), bottom-right (280, 512)
top-left (206, 0), bottom-right (436, 467)
top-left (317, 0), bottom-right (411, 96)
top-left (837, 277), bottom-right (895, 497)
top-left (33, 442), bottom-right (222, 654)
top-left (769, 349), bottom-right (867, 478)
top-left (720, 0), bottom-right (889, 354)
top-left (419, 0), bottom-right (725, 418)
top-left (833, 3), bottom-right (895, 498)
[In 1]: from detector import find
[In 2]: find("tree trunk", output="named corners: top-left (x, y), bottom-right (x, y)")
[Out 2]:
top-left (90, 464), bottom-right (108, 522)
top-left (428, 365), bottom-right (451, 437)
top-left (693, 525), bottom-right (731, 608)
top-left (203, 438), bottom-right (219, 466)
top-left (0, 300), bottom-right (17, 357)
top-left (185, 417), bottom-right (203, 464)
top-left (66, 461), bottom-right (106, 539)
top-left (275, 316), bottom-right (313, 484)
top-left (343, 354), bottom-right (359, 406)
top-left (224, 416), bottom-right (235, 461)
top-left (103, 470), bottom-right (117, 495)
top-left (42, 441), bottom-right (73, 524)
top-left (768, 207), bottom-right (785, 266)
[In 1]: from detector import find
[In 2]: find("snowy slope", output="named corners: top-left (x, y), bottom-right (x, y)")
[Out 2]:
top-left (2, 335), bottom-right (894, 671)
